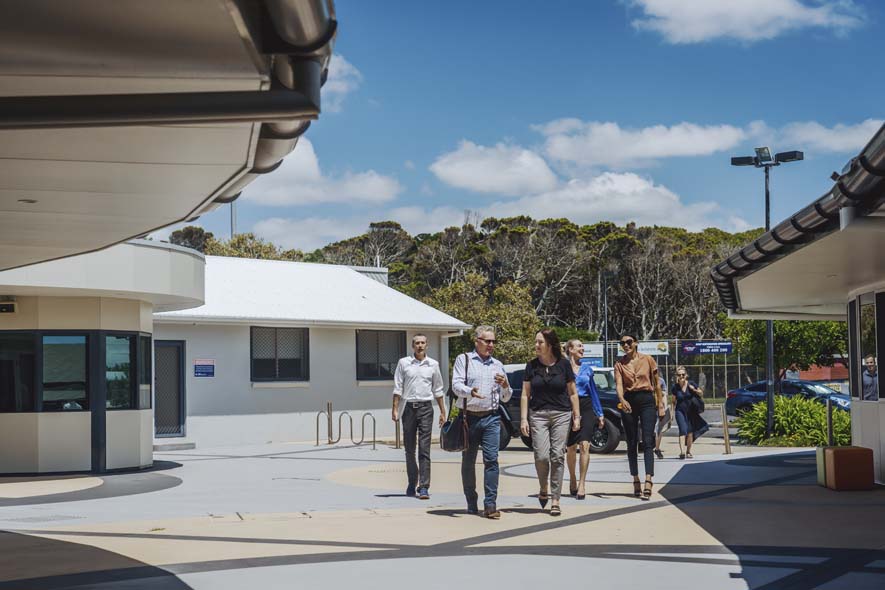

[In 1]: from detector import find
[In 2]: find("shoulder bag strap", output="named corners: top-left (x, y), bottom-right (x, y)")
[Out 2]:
top-left (462, 353), bottom-right (469, 410)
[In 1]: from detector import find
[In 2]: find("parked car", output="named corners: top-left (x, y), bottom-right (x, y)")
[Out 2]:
top-left (499, 363), bottom-right (625, 453)
top-left (725, 379), bottom-right (851, 416)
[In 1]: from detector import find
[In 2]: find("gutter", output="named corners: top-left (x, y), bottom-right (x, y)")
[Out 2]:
top-left (711, 123), bottom-right (885, 312)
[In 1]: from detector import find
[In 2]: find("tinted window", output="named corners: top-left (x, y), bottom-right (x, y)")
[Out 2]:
top-left (138, 335), bottom-right (152, 409)
top-left (356, 330), bottom-right (405, 380)
top-left (781, 382), bottom-right (800, 395)
top-left (251, 327), bottom-right (309, 381)
top-left (42, 335), bottom-right (88, 411)
top-left (0, 333), bottom-right (36, 413)
top-left (746, 383), bottom-right (766, 392)
top-left (106, 334), bottom-right (135, 409)
top-left (594, 372), bottom-right (615, 390)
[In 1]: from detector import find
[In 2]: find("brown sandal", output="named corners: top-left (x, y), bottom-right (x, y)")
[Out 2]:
top-left (642, 478), bottom-right (653, 499)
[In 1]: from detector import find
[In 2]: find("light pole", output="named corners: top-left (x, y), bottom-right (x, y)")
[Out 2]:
top-left (602, 267), bottom-right (617, 366)
top-left (731, 147), bottom-right (803, 437)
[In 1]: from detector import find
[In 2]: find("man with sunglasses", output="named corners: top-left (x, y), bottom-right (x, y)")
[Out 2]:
top-left (451, 325), bottom-right (512, 518)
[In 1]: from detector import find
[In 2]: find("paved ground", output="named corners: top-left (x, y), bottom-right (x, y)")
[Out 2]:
top-left (0, 434), bottom-right (883, 589)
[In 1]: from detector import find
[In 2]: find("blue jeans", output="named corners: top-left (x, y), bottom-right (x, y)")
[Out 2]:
top-left (461, 413), bottom-right (500, 509)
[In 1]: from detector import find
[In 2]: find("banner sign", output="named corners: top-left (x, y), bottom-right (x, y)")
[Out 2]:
top-left (681, 340), bottom-right (733, 355)
top-left (638, 341), bottom-right (669, 356)
top-left (194, 359), bottom-right (215, 377)
top-left (583, 357), bottom-right (604, 368)
top-left (583, 343), bottom-right (604, 358)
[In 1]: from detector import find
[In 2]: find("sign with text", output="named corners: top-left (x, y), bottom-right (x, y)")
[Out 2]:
top-left (194, 359), bottom-right (215, 377)
top-left (583, 343), bottom-right (604, 358)
top-left (638, 341), bottom-right (669, 356)
top-left (583, 357), bottom-right (604, 368)
top-left (681, 340), bottom-right (733, 355)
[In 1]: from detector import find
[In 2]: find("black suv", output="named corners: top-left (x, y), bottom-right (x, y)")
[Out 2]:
top-left (498, 364), bottom-right (625, 453)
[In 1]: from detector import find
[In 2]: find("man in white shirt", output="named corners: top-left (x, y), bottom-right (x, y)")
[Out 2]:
top-left (451, 325), bottom-right (511, 518)
top-left (392, 334), bottom-right (446, 500)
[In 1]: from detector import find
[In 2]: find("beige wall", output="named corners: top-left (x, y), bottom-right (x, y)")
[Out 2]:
top-left (0, 413), bottom-right (91, 473)
top-left (0, 296), bottom-right (152, 332)
top-left (106, 410), bottom-right (153, 470)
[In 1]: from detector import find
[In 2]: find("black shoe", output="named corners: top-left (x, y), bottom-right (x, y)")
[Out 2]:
top-left (484, 505), bottom-right (501, 519)
top-left (405, 485), bottom-right (416, 497)
top-left (538, 491), bottom-right (549, 508)
top-left (654, 449), bottom-right (664, 460)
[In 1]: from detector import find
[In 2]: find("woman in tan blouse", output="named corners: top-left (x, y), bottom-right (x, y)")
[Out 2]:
top-left (614, 334), bottom-right (665, 499)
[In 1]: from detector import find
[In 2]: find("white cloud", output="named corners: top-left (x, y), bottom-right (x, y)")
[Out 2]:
top-left (430, 140), bottom-right (559, 195)
top-left (484, 172), bottom-right (746, 231)
top-left (629, 0), bottom-right (863, 44)
top-left (404, 160), bottom-right (415, 170)
top-left (537, 120), bottom-right (747, 168)
top-left (323, 54), bottom-right (363, 112)
top-left (778, 119), bottom-right (883, 153)
top-left (253, 172), bottom-right (747, 250)
top-left (243, 138), bottom-right (402, 206)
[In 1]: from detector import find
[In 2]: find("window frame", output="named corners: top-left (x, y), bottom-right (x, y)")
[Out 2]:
top-left (249, 326), bottom-right (310, 383)
top-left (0, 329), bottom-right (152, 414)
top-left (355, 329), bottom-right (406, 381)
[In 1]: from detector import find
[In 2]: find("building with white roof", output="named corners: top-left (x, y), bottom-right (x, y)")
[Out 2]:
top-left (153, 256), bottom-right (469, 448)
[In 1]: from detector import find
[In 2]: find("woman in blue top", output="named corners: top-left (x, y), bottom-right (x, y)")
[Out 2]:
top-left (565, 339), bottom-right (605, 500)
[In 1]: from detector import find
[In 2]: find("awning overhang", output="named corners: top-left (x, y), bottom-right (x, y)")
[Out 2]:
top-left (712, 123), bottom-right (885, 320)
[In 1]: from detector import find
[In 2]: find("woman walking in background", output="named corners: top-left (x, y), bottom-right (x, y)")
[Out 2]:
top-left (614, 334), bottom-right (664, 499)
top-left (671, 366), bottom-right (709, 459)
top-left (564, 339), bottom-right (605, 500)
top-left (520, 329), bottom-right (581, 516)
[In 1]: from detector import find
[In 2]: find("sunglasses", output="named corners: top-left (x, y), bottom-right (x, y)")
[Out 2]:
top-left (676, 373), bottom-right (687, 377)
top-left (477, 338), bottom-right (497, 345)
top-left (619, 339), bottom-right (635, 346)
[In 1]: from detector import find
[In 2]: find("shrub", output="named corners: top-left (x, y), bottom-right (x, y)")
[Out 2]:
top-left (736, 395), bottom-right (850, 446)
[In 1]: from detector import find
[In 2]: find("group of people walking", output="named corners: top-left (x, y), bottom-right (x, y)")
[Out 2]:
top-left (392, 326), bottom-right (708, 519)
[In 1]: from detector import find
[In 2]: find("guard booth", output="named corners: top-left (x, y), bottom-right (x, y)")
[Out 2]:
top-left (712, 124), bottom-right (885, 483)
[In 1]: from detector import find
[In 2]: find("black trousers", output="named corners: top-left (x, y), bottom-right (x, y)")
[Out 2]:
top-left (622, 391), bottom-right (656, 477)
top-left (402, 400), bottom-right (434, 488)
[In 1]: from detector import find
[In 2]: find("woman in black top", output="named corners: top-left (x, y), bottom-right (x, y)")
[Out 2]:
top-left (670, 365), bottom-right (709, 459)
top-left (520, 329), bottom-right (581, 516)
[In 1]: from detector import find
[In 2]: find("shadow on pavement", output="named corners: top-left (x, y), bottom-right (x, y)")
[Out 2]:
top-left (0, 530), bottom-right (193, 589)
top-left (659, 450), bottom-right (885, 589)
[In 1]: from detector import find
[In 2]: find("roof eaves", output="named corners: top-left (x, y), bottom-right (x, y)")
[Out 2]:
top-left (712, 123), bottom-right (885, 312)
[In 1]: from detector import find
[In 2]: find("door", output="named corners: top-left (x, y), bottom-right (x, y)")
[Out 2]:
top-left (154, 340), bottom-right (185, 437)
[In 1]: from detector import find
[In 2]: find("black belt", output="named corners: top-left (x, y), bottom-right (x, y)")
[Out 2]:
top-left (466, 409), bottom-right (495, 417)
top-left (406, 400), bottom-right (432, 406)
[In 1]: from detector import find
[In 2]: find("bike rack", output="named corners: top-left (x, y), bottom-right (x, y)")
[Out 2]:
top-left (314, 402), bottom-right (376, 449)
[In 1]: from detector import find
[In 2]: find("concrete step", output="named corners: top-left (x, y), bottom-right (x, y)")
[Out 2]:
top-left (153, 440), bottom-right (196, 452)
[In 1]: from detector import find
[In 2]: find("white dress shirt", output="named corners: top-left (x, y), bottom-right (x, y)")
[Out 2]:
top-left (393, 356), bottom-right (444, 419)
top-left (451, 350), bottom-right (512, 412)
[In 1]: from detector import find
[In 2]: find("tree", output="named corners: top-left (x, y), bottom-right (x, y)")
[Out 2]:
top-left (722, 317), bottom-right (848, 381)
top-left (169, 225), bottom-right (214, 253)
top-left (424, 273), bottom-right (541, 364)
top-left (205, 233), bottom-right (303, 261)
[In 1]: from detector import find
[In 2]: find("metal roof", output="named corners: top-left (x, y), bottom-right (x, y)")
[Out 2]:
top-left (711, 123), bottom-right (885, 314)
top-left (154, 256), bottom-right (469, 330)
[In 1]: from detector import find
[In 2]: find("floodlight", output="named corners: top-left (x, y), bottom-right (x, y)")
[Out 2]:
top-left (754, 147), bottom-right (772, 163)
top-left (731, 156), bottom-right (756, 167)
top-left (775, 150), bottom-right (804, 163)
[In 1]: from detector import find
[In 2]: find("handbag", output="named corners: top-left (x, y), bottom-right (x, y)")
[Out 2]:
top-left (690, 384), bottom-right (706, 413)
top-left (440, 353), bottom-right (470, 452)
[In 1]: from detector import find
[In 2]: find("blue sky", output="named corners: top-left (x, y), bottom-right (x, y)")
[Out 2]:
top-left (182, 0), bottom-right (884, 251)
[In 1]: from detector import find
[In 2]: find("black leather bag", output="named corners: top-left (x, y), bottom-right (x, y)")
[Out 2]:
top-left (440, 354), bottom-right (470, 452)
top-left (690, 387), bottom-right (706, 413)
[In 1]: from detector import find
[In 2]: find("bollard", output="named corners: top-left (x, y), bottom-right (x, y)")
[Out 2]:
top-left (826, 398), bottom-right (834, 447)
top-left (721, 404), bottom-right (732, 455)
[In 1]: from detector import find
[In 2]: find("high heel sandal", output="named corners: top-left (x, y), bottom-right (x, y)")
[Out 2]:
top-left (569, 485), bottom-right (578, 497)
top-left (642, 478), bottom-right (653, 499)
top-left (550, 503), bottom-right (561, 516)
top-left (632, 480), bottom-right (641, 497)
top-left (576, 488), bottom-right (586, 500)
top-left (538, 491), bottom-right (549, 508)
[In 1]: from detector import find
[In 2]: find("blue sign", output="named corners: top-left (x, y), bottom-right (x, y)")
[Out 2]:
top-left (583, 357), bottom-right (603, 367)
top-left (194, 359), bottom-right (215, 377)
top-left (681, 341), bottom-right (733, 355)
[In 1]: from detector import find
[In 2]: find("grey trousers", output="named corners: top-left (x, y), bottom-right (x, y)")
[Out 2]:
top-left (529, 409), bottom-right (572, 501)
top-left (402, 401), bottom-right (434, 488)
